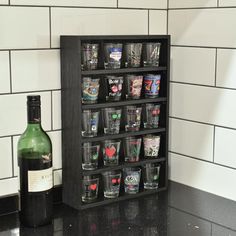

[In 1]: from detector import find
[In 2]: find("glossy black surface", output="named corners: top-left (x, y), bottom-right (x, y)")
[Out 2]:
top-left (0, 181), bottom-right (236, 236)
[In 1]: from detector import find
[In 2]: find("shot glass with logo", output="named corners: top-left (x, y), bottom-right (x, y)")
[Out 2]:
top-left (81, 43), bottom-right (99, 70)
top-left (102, 171), bottom-right (121, 198)
top-left (125, 75), bottom-right (143, 100)
top-left (123, 167), bottom-right (141, 194)
top-left (125, 106), bottom-right (142, 132)
top-left (82, 110), bottom-right (100, 137)
top-left (143, 135), bottom-right (161, 158)
top-left (144, 103), bottom-right (161, 129)
top-left (144, 74), bottom-right (161, 98)
top-left (82, 142), bottom-right (100, 170)
top-left (104, 43), bottom-right (123, 69)
top-left (143, 42), bottom-right (161, 67)
top-left (82, 176), bottom-right (99, 203)
top-left (103, 108), bottom-right (122, 134)
top-left (143, 163), bottom-right (160, 190)
top-left (124, 43), bottom-right (142, 68)
top-left (123, 137), bottom-right (142, 163)
top-left (82, 77), bottom-right (100, 104)
top-left (102, 140), bottom-right (121, 166)
top-left (105, 76), bottom-right (123, 101)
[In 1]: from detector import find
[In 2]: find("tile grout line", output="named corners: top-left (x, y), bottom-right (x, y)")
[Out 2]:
top-left (49, 7), bottom-right (52, 49)
top-left (51, 91), bottom-right (53, 131)
top-left (214, 48), bottom-right (217, 86)
top-left (170, 80), bottom-right (236, 92)
top-left (213, 126), bottom-right (216, 163)
top-left (166, 0), bottom-right (169, 34)
top-left (8, 51), bottom-right (12, 94)
top-left (217, 0), bottom-right (220, 7)
top-left (117, 0), bottom-right (118, 8)
top-left (148, 9), bottom-right (150, 35)
top-left (11, 136), bottom-right (15, 178)
top-left (171, 45), bottom-right (236, 50)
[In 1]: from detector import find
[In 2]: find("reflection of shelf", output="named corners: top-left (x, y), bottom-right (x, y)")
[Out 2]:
top-left (81, 127), bottom-right (166, 143)
top-left (80, 187), bottom-right (167, 209)
top-left (82, 157), bottom-right (166, 175)
top-left (81, 66), bottom-right (167, 75)
top-left (82, 97), bottom-right (167, 109)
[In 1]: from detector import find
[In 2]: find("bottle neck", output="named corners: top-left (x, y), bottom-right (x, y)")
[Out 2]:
top-left (27, 105), bottom-right (41, 124)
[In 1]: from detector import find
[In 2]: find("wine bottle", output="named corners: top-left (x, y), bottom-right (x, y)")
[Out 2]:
top-left (18, 95), bottom-right (53, 227)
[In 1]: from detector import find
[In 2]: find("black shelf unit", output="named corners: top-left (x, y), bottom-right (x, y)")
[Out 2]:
top-left (60, 35), bottom-right (170, 210)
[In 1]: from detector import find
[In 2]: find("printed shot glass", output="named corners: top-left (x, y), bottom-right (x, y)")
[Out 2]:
top-left (143, 163), bottom-right (160, 190)
top-left (144, 103), bottom-right (161, 129)
top-left (125, 75), bottom-right (143, 100)
top-left (123, 136), bottom-right (142, 163)
top-left (81, 43), bottom-right (99, 70)
top-left (82, 142), bottom-right (100, 170)
top-left (143, 135), bottom-right (161, 159)
top-left (103, 108), bottom-right (122, 134)
top-left (102, 140), bottom-right (121, 166)
top-left (82, 77), bottom-right (100, 104)
top-left (82, 110), bottom-right (100, 137)
top-left (82, 176), bottom-right (99, 203)
top-left (124, 43), bottom-right (142, 68)
top-left (144, 74), bottom-right (161, 98)
top-left (104, 43), bottom-right (123, 69)
top-left (143, 42), bottom-right (161, 67)
top-left (102, 171), bottom-right (121, 199)
top-left (105, 76), bottom-right (124, 102)
top-left (123, 167), bottom-right (141, 194)
top-left (125, 105), bottom-right (142, 132)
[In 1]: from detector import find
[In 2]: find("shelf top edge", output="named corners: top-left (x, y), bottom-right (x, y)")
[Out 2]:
top-left (60, 35), bottom-right (171, 40)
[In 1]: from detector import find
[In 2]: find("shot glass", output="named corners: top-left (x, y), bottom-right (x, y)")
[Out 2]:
top-left (143, 163), bottom-right (160, 190)
top-left (82, 77), bottom-right (100, 104)
top-left (82, 110), bottom-right (100, 137)
top-left (82, 176), bottom-right (99, 203)
top-left (144, 103), bottom-right (161, 129)
top-left (103, 108), bottom-right (122, 134)
top-left (123, 167), bottom-right (141, 194)
top-left (124, 43), bottom-right (142, 68)
top-left (81, 43), bottom-right (99, 70)
top-left (102, 140), bottom-right (121, 166)
top-left (125, 75), bottom-right (143, 100)
top-left (144, 74), bottom-right (161, 98)
top-left (102, 171), bottom-right (121, 199)
top-left (143, 42), bottom-right (161, 67)
top-left (104, 43), bottom-right (123, 69)
top-left (123, 137), bottom-right (142, 163)
top-left (82, 142), bottom-right (100, 170)
top-left (143, 135), bottom-right (161, 158)
top-left (105, 76), bottom-right (123, 102)
top-left (125, 106), bottom-right (142, 132)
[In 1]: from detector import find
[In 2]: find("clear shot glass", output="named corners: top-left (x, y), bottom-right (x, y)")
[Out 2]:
top-left (82, 110), bottom-right (100, 137)
top-left (102, 140), bottom-right (121, 166)
top-left (103, 108), bottom-right (122, 134)
top-left (144, 74), bottom-right (161, 98)
top-left (82, 176), bottom-right (99, 203)
top-left (143, 163), bottom-right (161, 190)
top-left (123, 167), bottom-right (141, 194)
top-left (125, 106), bottom-right (142, 132)
top-left (82, 142), bottom-right (100, 170)
top-left (123, 137), bottom-right (142, 163)
top-left (143, 135), bottom-right (161, 159)
top-left (104, 43), bottom-right (123, 69)
top-left (125, 74), bottom-right (143, 100)
top-left (82, 77), bottom-right (100, 104)
top-left (81, 43), bottom-right (99, 70)
top-left (105, 76), bottom-right (124, 102)
top-left (144, 103), bottom-right (161, 129)
top-left (143, 42), bottom-right (161, 67)
top-left (124, 43), bottom-right (142, 68)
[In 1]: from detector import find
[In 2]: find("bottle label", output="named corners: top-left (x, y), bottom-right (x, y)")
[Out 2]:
top-left (28, 167), bottom-right (53, 192)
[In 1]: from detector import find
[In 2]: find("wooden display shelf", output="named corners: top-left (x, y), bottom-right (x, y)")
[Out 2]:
top-left (60, 35), bottom-right (170, 210)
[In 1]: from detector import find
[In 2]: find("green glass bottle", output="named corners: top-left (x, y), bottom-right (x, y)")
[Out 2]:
top-left (18, 95), bottom-right (53, 227)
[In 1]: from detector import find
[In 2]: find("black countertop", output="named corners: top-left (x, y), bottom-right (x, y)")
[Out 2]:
top-left (0, 181), bottom-right (236, 236)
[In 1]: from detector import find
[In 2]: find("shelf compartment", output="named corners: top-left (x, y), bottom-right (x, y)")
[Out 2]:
top-left (81, 127), bottom-right (166, 143)
top-left (81, 66), bottom-right (167, 76)
top-left (82, 157), bottom-right (166, 175)
top-left (80, 187), bottom-right (167, 209)
top-left (82, 97), bottom-right (167, 109)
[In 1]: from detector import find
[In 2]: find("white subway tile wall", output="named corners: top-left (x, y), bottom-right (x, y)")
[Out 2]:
top-left (149, 10), bottom-right (167, 35)
top-left (10, 0), bottom-right (117, 7)
top-left (169, 2), bottom-right (236, 201)
top-left (171, 47), bottom-right (216, 86)
top-left (169, 0), bottom-right (217, 8)
top-left (0, 0), bottom-right (8, 4)
top-left (0, 51), bottom-right (10, 94)
top-left (0, 1), bottom-right (167, 197)
top-left (51, 8), bottom-right (148, 48)
top-left (118, 0), bottom-right (167, 9)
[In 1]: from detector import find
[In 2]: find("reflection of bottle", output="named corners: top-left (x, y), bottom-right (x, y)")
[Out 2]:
top-left (18, 96), bottom-right (53, 227)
